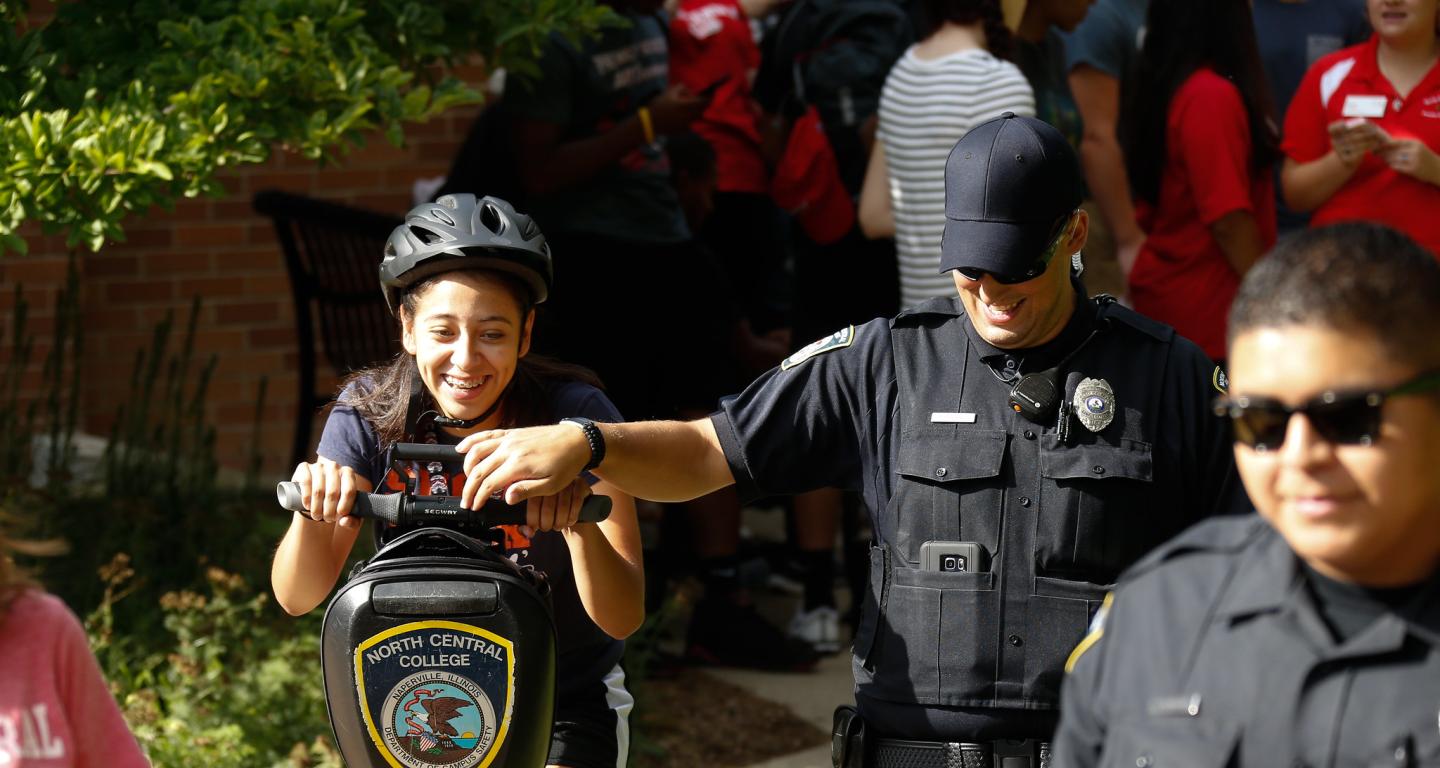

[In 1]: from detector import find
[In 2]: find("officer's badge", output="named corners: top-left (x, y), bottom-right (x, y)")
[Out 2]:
top-left (1073, 377), bottom-right (1116, 433)
top-left (356, 621), bottom-right (514, 768)
top-left (1212, 365), bottom-right (1228, 394)
top-left (781, 325), bottom-right (855, 370)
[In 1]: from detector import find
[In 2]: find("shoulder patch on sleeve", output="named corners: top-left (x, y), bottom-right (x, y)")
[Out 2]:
top-left (1212, 365), bottom-right (1228, 394)
top-left (781, 325), bottom-right (855, 370)
top-left (1065, 592), bottom-right (1113, 674)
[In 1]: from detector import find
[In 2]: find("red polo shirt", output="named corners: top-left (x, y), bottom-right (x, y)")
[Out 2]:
top-left (1282, 35), bottom-right (1440, 256)
top-left (669, 0), bottom-right (769, 194)
top-left (1131, 68), bottom-right (1277, 362)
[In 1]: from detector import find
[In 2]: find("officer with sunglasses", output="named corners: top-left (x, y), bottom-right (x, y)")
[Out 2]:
top-left (456, 113), bottom-right (1248, 767)
top-left (1054, 221), bottom-right (1440, 768)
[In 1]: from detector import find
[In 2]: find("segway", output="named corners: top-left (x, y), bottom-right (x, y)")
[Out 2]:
top-left (277, 443), bottom-right (611, 768)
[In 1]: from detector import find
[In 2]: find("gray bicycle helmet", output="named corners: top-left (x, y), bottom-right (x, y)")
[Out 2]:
top-left (380, 194), bottom-right (553, 314)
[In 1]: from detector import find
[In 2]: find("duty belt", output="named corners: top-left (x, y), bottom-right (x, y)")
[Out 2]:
top-left (870, 738), bottom-right (1050, 768)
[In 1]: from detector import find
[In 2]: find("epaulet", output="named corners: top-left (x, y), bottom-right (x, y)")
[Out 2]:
top-left (1100, 301), bottom-right (1173, 343)
top-left (893, 296), bottom-right (963, 325)
top-left (1118, 515), bottom-right (1269, 585)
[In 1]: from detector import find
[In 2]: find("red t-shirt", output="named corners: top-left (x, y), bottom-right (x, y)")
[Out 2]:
top-left (1282, 35), bottom-right (1440, 256)
top-left (0, 591), bottom-right (149, 767)
top-left (669, 0), bottom-right (769, 194)
top-left (1130, 68), bottom-right (1277, 361)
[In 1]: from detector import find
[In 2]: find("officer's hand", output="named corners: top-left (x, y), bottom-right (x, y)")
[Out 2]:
top-left (290, 460), bottom-right (361, 528)
top-left (648, 84), bottom-right (708, 136)
top-left (455, 425), bottom-right (591, 509)
top-left (521, 476), bottom-right (590, 538)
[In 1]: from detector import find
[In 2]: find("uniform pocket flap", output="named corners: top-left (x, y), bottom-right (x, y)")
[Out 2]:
top-left (1040, 438), bottom-right (1153, 482)
top-left (895, 428), bottom-right (1007, 482)
top-left (1033, 576), bottom-right (1110, 602)
top-left (1100, 717), bottom-right (1238, 768)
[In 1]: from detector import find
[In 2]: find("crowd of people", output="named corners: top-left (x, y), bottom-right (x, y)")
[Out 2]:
top-left (9, 0), bottom-right (1439, 766)
top-left (401, 0), bottom-right (1436, 764)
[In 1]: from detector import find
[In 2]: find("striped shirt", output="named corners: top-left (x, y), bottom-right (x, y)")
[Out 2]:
top-left (878, 47), bottom-right (1035, 307)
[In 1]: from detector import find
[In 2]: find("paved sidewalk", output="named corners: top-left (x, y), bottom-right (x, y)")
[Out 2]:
top-left (712, 650), bottom-right (851, 767)
top-left (707, 504), bottom-right (856, 768)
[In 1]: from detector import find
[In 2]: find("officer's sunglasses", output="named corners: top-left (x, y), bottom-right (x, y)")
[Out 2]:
top-left (956, 211), bottom-right (1076, 285)
top-left (1213, 370), bottom-right (1440, 452)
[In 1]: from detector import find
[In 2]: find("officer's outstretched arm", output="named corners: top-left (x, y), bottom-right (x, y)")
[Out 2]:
top-left (1051, 594), bottom-right (1114, 768)
top-left (456, 418), bottom-right (734, 507)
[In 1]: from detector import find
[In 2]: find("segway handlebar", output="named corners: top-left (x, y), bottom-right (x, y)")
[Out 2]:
top-left (389, 442), bottom-right (475, 465)
top-left (276, 482), bottom-right (612, 527)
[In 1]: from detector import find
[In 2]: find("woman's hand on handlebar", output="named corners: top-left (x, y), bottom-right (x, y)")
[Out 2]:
top-left (455, 425), bottom-right (591, 509)
top-left (520, 476), bottom-right (592, 538)
top-left (290, 460), bottom-right (363, 529)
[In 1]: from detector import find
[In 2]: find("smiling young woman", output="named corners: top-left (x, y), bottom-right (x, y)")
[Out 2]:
top-left (270, 194), bottom-right (644, 768)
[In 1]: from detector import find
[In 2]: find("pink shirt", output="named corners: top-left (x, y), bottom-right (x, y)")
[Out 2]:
top-left (0, 591), bottom-right (149, 767)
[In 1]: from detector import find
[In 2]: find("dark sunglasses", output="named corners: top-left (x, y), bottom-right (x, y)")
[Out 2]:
top-left (956, 212), bottom-right (1074, 285)
top-left (1213, 370), bottom-right (1440, 451)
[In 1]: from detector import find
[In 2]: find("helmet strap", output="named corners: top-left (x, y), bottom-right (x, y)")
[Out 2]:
top-left (402, 367), bottom-right (429, 442)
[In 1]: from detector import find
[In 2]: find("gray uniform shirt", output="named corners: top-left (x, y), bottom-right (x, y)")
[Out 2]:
top-left (1055, 516), bottom-right (1440, 767)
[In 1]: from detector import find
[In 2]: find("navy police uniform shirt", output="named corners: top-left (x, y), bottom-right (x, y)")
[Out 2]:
top-left (710, 287), bottom-right (1249, 741)
top-left (1054, 516), bottom-right (1440, 767)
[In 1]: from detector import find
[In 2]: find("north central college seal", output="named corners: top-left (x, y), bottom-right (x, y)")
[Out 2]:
top-left (355, 621), bottom-right (516, 768)
top-left (379, 670), bottom-right (497, 767)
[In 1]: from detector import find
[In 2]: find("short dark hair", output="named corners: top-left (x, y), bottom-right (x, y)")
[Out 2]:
top-left (1228, 222), bottom-right (1440, 369)
top-left (918, 0), bottom-right (1012, 59)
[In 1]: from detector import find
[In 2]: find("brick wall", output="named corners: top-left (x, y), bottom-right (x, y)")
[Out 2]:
top-left (1, 94), bottom-right (486, 480)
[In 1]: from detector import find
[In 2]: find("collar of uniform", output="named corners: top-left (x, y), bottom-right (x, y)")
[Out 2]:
top-left (1216, 522), bottom-right (1440, 650)
top-left (959, 279), bottom-right (1095, 374)
top-left (1214, 522), bottom-right (1304, 620)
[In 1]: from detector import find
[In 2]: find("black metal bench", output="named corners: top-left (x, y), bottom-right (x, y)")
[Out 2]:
top-left (253, 190), bottom-right (403, 467)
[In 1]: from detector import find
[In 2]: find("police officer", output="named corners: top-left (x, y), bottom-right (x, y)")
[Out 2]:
top-left (1053, 222), bottom-right (1440, 768)
top-left (457, 114), bottom-right (1247, 766)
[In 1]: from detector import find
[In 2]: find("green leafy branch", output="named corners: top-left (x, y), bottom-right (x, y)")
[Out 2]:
top-left (0, 0), bottom-right (618, 254)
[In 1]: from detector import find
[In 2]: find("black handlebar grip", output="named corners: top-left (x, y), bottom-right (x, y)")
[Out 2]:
top-left (276, 481), bottom-right (611, 526)
top-left (427, 492), bottom-right (613, 526)
top-left (391, 442), bottom-right (465, 464)
top-left (578, 493), bottom-right (612, 523)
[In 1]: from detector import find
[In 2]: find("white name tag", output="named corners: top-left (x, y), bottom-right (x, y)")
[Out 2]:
top-left (1342, 94), bottom-right (1387, 119)
top-left (930, 412), bottom-right (977, 424)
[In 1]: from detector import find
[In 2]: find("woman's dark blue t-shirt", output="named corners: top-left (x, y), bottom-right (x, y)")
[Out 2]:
top-left (316, 378), bottom-right (626, 691)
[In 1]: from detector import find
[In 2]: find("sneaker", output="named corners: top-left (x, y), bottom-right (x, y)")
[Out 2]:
top-left (685, 598), bottom-right (820, 671)
top-left (789, 605), bottom-right (842, 654)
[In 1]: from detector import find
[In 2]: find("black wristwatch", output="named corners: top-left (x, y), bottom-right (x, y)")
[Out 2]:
top-left (561, 417), bottom-right (606, 471)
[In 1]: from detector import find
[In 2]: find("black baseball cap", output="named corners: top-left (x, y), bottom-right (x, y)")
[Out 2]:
top-left (939, 113), bottom-right (1084, 280)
